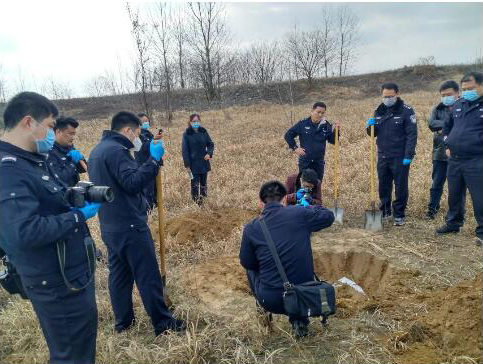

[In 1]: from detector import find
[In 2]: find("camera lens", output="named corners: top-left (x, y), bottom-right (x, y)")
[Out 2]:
top-left (87, 186), bottom-right (114, 203)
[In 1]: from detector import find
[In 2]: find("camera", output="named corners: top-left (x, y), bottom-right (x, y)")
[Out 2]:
top-left (65, 181), bottom-right (114, 208)
top-left (0, 249), bottom-right (27, 299)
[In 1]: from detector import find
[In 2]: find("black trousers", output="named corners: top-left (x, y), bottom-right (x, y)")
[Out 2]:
top-left (377, 157), bottom-right (410, 218)
top-left (191, 173), bottom-right (208, 203)
top-left (101, 227), bottom-right (174, 336)
top-left (25, 273), bottom-right (98, 364)
top-left (246, 270), bottom-right (308, 325)
top-left (446, 156), bottom-right (483, 236)
top-left (298, 157), bottom-right (325, 182)
top-left (428, 160), bottom-right (448, 212)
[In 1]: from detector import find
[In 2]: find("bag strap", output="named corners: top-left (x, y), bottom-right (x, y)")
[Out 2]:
top-left (258, 217), bottom-right (293, 290)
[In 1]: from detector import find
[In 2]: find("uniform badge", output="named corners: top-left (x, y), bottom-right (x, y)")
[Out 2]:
top-left (1, 156), bottom-right (17, 164)
top-left (410, 115), bottom-right (417, 124)
top-left (42, 175), bottom-right (50, 181)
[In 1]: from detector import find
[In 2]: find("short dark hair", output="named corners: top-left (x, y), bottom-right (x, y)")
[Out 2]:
top-left (54, 116), bottom-right (79, 132)
top-left (3, 92), bottom-right (59, 130)
top-left (312, 102), bottom-right (327, 110)
top-left (461, 71), bottom-right (483, 85)
top-left (301, 169), bottom-right (318, 186)
top-left (111, 111), bottom-right (140, 132)
top-left (259, 180), bottom-right (287, 203)
top-left (439, 80), bottom-right (459, 93)
top-left (381, 83), bottom-right (399, 93)
top-left (137, 113), bottom-right (149, 119)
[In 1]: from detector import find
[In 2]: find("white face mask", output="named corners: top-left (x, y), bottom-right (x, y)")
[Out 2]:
top-left (133, 136), bottom-right (142, 152)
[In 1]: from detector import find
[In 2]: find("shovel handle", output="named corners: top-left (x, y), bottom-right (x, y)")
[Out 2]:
top-left (370, 125), bottom-right (376, 203)
top-left (334, 126), bottom-right (339, 199)
top-left (156, 171), bottom-right (166, 280)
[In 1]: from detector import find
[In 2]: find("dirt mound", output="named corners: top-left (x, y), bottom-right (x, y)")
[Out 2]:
top-left (165, 208), bottom-right (258, 246)
top-left (392, 273), bottom-right (482, 364)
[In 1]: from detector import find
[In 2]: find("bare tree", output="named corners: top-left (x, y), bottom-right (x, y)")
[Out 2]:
top-left (41, 76), bottom-right (73, 100)
top-left (173, 3), bottom-right (187, 89)
top-left (249, 41), bottom-right (280, 84)
top-left (335, 5), bottom-right (360, 77)
top-left (187, 2), bottom-right (230, 100)
top-left (320, 8), bottom-right (337, 78)
top-left (0, 64), bottom-right (7, 102)
top-left (127, 2), bottom-right (153, 119)
top-left (285, 26), bottom-right (325, 88)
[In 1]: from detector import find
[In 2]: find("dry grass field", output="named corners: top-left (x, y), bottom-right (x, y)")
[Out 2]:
top-left (0, 72), bottom-right (482, 364)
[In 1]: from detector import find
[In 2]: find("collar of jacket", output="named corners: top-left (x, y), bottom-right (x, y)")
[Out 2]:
top-left (101, 130), bottom-right (134, 149)
top-left (53, 141), bottom-right (72, 155)
top-left (463, 94), bottom-right (483, 107)
top-left (141, 129), bottom-right (154, 138)
top-left (262, 201), bottom-right (284, 215)
top-left (186, 126), bottom-right (207, 135)
top-left (375, 97), bottom-right (404, 116)
top-left (0, 140), bottom-right (46, 164)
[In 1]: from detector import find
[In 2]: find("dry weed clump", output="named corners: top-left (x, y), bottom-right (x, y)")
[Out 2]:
top-left (0, 79), bottom-right (481, 364)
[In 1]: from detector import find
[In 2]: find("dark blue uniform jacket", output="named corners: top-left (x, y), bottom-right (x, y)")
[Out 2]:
top-left (284, 117), bottom-right (337, 161)
top-left (88, 131), bottom-right (161, 232)
top-left (181, 126), bottom-right (214, 174)
top-left (0, 141), bottom-right (88, 287)
top-left (239, 202), bottom-right (334, 290)
top-left (366, 98), bottom-right (418, 159)
top-left (47, 142), bottom-right (86, 187)
top-left (134, 129), bottom-right (154, 166)
top-left (443, 96), bottom-right (483, 159)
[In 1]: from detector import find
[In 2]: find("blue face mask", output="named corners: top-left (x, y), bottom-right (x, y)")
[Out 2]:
top-left (141, 121), bottom-right (150, 129)
top-left (192, 121), bottom-right (201, 129)
top-left (441, 95), bottom-right (456, 106)
top-left (462, 89), bottom-right (480, 102)
top-left (34, 127), bottom-right (55, 154)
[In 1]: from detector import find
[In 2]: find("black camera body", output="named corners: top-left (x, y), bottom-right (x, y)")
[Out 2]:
top-left (0, 250), bottom-right (28, 299)
top-left (65, 181), bottom-right (114, 208)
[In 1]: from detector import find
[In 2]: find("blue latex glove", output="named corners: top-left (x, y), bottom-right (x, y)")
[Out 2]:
top-left (402, 158), bottom-right (412, 166)
top-left (150, 140), bottom-right (165, 161)
top-left (67, 149), bottom-right (84, 163)
top-left (366, 118), bottom-right (376, 127)
top-left (78, 202), bottom-right (101, 220)
top-left (300, 197), bottom-right (310, 207)
top-left (296, 188), bottom-right (305, 200)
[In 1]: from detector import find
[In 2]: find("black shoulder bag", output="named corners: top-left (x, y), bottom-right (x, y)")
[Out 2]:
top-left (259, 218), bottom-right (336, 324)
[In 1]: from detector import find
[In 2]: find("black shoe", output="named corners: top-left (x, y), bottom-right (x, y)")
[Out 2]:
top-left (425, 209), bottom-right (437, 220)
top-left (382, 211), bottom-right (392, 220)
top-left (292, 320), bottom-right (309, 338)
top-left (156, 319), bottom-right (187, 336)
top-left (476, 235), bottom-right (483, 247)
top-left (115, 319), bottom-right (136, 333)
top-left (436, 225), bottom-right (460, 235)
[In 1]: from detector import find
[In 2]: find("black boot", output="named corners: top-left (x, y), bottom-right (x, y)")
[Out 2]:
top-left (292, 319), bottom-right (309, 338)
top-left (436, 225), bottom-right (460, 235)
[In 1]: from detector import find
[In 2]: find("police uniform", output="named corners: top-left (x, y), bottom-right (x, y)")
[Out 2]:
top-left (88, 130), bottom-right (176, 336)
top-left (47, 142), bottom-right (86, 187)
top-left (367, 98), bottom-right (417, 218)
top-left (427, 103), bottom-right (465, 220)
top-left (134, 128), bottom-right (157, 209)
top-left (443, 96), bottom-right (483, 239)
top-left (284, 117), bottom-right (337, 181)
top-left (0, 140), bottom-right (97, 364)
top-left (239, 203), bottom-right (334, 323)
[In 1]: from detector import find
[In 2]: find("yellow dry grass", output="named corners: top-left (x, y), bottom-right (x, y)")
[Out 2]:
top-left (0, 74), bottom-right (480, 364)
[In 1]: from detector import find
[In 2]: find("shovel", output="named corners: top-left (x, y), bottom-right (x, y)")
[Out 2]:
top-left (329, 126), bottom-right (343, 223)
top-left (364, 124), bottom-right (382, 231)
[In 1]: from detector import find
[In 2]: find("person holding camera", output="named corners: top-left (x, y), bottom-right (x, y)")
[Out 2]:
top-left (239, 181), bottom-right (334, 337)
top-left (0, 92), bottom-right (100, 364)
top-left (88, 111), bottom-right (185, 336)
top-left (47, 116), bottom-right (86, 187)
top-left (181, 113), bottom-right (214, 205)
top-left (284, 168), bottom-right (322, 206)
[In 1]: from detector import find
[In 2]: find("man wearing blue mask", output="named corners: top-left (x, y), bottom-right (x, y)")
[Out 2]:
top-left (426, 80), bottom-right (464, 220)
top-left (0, 92), bottom-right (100, 364)
top-left (134, 113), bottom-right (157, 210)
top-left (438, 72), bottom-right (483, 246)
top-left (366, 83), bottom-right (418, 226)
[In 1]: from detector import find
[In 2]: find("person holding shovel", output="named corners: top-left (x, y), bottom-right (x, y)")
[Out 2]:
top-left (366, 83), bottom-right (417, 226)
top-left (181, 113), bottom-right (215, 206)
top-left (284, 102), bottom-right (340, 182)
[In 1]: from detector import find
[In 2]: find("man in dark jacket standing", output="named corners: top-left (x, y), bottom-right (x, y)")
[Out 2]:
top-left (134, 113), bottom-right (157, 210)
top-left (366, 83), bottom-right (418, 226)
top-left (47, 117), bottom-right (86, 187)
top-left (182, 113), bottom-right (214, 205)
top-left (0, 92), bottom-right (100, 364)
top-left (437, 72), bottom-right (483, 246)
top-left (284, 102), bottom-right (340, 181)
top-left (239, 181), bottom-right (334, 337)
top-left (88, 111), bottom-right (185, 336)
top-left (426, 80), bottom-right (464, 220)
top-left (284, 168), bottom-right (322, 206)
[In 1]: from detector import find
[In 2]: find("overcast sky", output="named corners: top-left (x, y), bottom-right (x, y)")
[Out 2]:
top-left (0, 1), bottom-right (482, 98)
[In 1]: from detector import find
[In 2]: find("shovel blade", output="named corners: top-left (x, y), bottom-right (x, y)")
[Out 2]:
top-left (364, 210), bottom-right (383, 231)
top-left (329, 207), bottom-right (344, 224)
